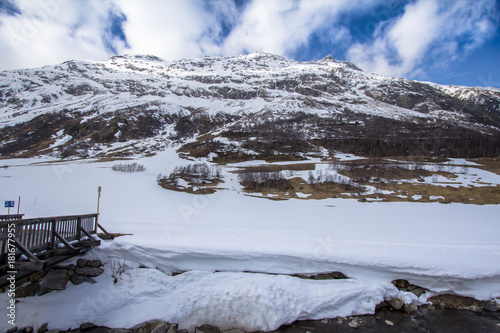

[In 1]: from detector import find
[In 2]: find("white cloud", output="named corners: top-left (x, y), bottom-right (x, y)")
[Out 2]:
top-left (115, 0), bottom-right (208, 60)
top-left (0, 0), bottom-right (497, 78)
top-left (347, 0), bottom-right (499, 78)
top-left (0, 0), bottom-right (124, 70)
top-left (220, 0), bottom-right (371, 58)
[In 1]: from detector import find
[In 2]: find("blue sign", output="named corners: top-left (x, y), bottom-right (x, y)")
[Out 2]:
top-left (4, 201), bottom-right (15, 208)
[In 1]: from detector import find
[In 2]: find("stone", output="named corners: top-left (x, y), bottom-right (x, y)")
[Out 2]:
top-left (348, 319), bottom-right (360, 329)
top-left (37, 288), bottom-right (52, 296)
top-left (388, 297), bottom-right (405, 310)
top-left (45, 330), bottom-right (59, 333)
top-left (16, 282), bottom-right (41, 298)
top-left (70, 274), bottom-right (96, 285)
top-left (37, 323), bottom-right (48, 333)
top-left (87, 260), bottom-right (102, 267)
top-left (222, 330), bottom-right (245, 333)
top-left (483, 301), bottom-right (498, 312)
top-left (385, 320), bottom-right (394, 327)
top-left (80, 322), bottom-right (96, 330)
top-left (132, 320), bottom-right (170, 333)
top-left (195, 325), bottom-right (221, 333)
top-left (77, 259), bottom-right (88, 267)
top-left (108, 329), bottom-right (133, 333)
top-left (376, 300), bottom-right (390, 310)
top-left (407, 284), bottom-right (418, 291)
top-left (75, 266), bottom-right (104, 277)
top-left (313, 271), bottom-right (347, 280)
top-left (41, 269), bottom-right (69, 290)
top-left (392, 279), bottom-right (409, 290)
top-left (410, 287), bottom-right (426, 298)
top-left (28, 271), bottom-right (47, 283)
top-left (428, 294), bottom-right (484, 311)
top-left (331, 271), bottom-right (347, 279)
top-left (24, 327), bottom-right (34, 333)
top-left (166, 326), bottom-right (177, 333)
top-left (6, 327), bottom-right (18, 333)
top-left (404, 303), bottom-right (418, 315)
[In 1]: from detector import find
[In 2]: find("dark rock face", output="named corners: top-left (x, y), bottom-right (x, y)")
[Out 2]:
top-left (75, 266), bottom-right (104, 277)
top-left (429, 294), bottom-right (485, 311)
top-left (391, 279), bottom-right (429, 298)
top-left (70, 274), bottom-right (96, 285)
top-left (40, 269), bottom-right (69, 291)
top-left (87, 260), bottom-right (103, 267)
top-left (17, 257), bottom-right (104, 298)
top-left (77, 259), bottom-right (89, 267)
top-left (15, 282), bottom-right (41, 298)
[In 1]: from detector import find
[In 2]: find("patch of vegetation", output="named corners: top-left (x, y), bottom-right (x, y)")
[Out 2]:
top-left (333, 161), bottom-right (433, 183)
top-left (235, 158), bottom-right (500, 204)
top-left (157, 163), bottom-right (223, 194)
top-left (111, 163), bottom-right (146, 172)
top-left (238, 172), bottom-right (293, 191)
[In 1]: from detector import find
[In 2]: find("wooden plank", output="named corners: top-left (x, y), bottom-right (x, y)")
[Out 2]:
top-left (53, 248), bottom-right (80, 256)
top-left (79, 239), bottom-right (101, 247)
top-left (15, 260), bottom-right (45, 272)
top-left (77, 217), bottom-right (82, 241)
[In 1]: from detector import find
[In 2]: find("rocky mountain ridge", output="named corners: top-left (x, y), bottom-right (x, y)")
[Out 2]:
top-left (0, 52), bottom-right (499, 159)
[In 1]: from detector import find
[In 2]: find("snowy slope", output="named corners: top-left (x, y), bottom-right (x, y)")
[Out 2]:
top-left (1, 149), bottom-right (499, 332)
top-left (1, 53), bottom-right (499, 158)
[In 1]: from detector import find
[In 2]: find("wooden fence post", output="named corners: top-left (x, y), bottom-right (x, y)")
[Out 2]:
top-left (50, 219), bottom-right (56, 250)
top-left (77, 216), bottom-right (82, 242)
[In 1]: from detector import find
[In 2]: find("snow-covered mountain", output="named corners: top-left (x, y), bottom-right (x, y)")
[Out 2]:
top-left (1, 52), bottom-right (499, 159)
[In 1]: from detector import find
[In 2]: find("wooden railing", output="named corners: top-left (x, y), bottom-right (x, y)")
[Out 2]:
top-left (0, 213), bottom-right (110, 264)
top-left (0, 214), bottom-right (24, 221)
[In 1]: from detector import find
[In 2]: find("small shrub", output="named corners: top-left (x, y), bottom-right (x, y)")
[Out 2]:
top-left (110, 258), bottom-right (126, 284)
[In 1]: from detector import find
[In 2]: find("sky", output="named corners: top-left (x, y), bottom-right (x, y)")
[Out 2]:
top-left (0, 0), bottom-right (499, 88)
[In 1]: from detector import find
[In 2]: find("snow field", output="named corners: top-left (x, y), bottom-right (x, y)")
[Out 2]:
top-left (1, 148), bottom-right (500, 332)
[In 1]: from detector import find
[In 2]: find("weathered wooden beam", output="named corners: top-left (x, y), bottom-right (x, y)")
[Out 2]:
top-left (13, 238), bottom-right (39, 263)
top-left (53, 248), bottom-right (80, 256)
top-left (81, 227), bottom-right (93, 239)
top-left (15, 260), bottom-right (45, 272)
top-left (53, 231), bottom-right (76, 250)
top-left (97, 223), bottom-right (114, 239)
top-left (78, 239), bottom-right (101, 247)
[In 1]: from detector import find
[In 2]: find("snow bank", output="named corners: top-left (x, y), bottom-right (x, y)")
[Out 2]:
top-left (10, 267), bottom-right (391, 332)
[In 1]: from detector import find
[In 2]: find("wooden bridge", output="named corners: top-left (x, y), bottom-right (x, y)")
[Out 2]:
top-left (0, 213), bottom-right (113, 287)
